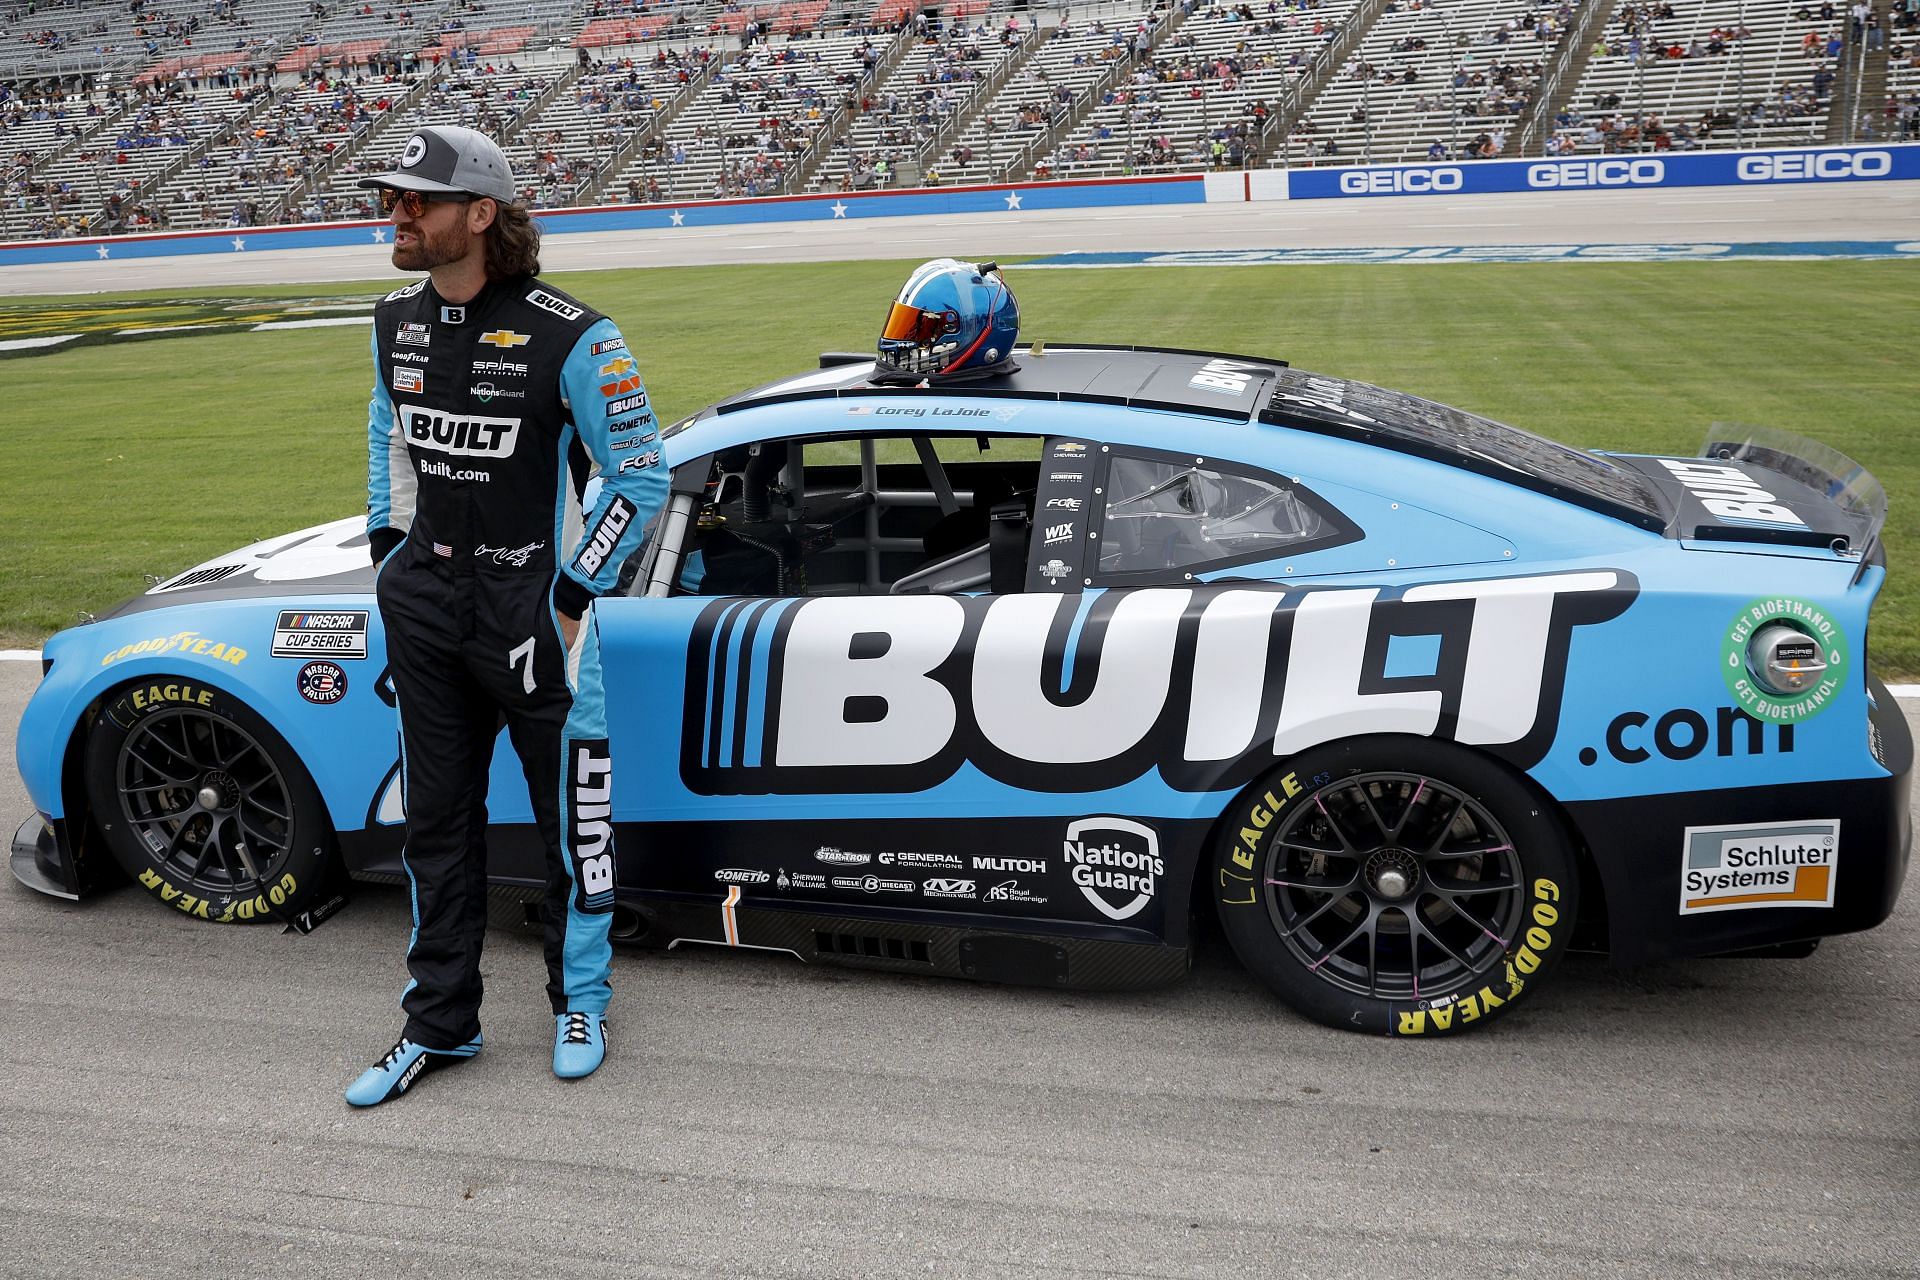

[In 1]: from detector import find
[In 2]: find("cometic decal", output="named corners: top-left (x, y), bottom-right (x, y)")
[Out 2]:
top-left (681, 572), bottom-right (1635, 795)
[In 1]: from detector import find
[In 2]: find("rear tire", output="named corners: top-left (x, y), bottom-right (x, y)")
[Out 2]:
top-left (1213, 736), bottom-right (1577, 1036)
top-left (84, 678), bottom-right (339, 924)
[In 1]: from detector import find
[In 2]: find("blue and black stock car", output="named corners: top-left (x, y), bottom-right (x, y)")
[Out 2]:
top-left (12, 346), bottom-right (1911, 1035)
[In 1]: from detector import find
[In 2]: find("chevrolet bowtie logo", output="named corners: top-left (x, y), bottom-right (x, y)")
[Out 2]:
top-left (479, 330), bottom-right (530, 348)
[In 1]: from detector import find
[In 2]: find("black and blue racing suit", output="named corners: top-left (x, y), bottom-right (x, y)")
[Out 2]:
top-left (366, 273), bottom-right (665, 1050)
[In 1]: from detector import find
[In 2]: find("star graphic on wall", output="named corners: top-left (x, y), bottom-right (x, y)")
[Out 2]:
top-left (95, 244), bottom-right (110, 259)
top-left (830, 200), bottom-right (848, 218)
top-left (371, 227), bottom-right (387, 243)
top-left (231, 237), bottom-right (247, 251)
top-left (1004, 191), bottom-right (1023, 210)
top-left (668, 209), bottom-right (685, 226)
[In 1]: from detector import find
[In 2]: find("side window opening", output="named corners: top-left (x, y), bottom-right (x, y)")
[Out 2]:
top-left (645, 433), bottom-right (1042, 597)
top-left (1095, 449), bottom-right (1359, 582)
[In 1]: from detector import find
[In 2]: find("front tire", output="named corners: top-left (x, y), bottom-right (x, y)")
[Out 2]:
top-left (84, 678), bottom-right (339, 924)
top-left (1213, 736), bottom-right (1577, 1036)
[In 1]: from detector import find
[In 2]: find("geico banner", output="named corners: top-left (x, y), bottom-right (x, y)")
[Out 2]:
top-left (1285, 145), bottom-right (1920, 199)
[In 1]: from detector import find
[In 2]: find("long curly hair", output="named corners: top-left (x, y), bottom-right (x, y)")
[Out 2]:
top-left (484, 200), bottom-right (542, 280)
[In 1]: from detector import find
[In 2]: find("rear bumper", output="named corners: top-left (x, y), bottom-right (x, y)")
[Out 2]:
top-left (1571, 676), bottom-right (1912, 967)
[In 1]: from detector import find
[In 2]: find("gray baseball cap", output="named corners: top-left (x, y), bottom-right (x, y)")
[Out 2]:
top-left (358, 125), bottom-right (517, 202)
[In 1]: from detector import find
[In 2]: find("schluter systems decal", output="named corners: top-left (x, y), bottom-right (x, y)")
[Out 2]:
top-left (1678, 820), bottom-right (1839, 914)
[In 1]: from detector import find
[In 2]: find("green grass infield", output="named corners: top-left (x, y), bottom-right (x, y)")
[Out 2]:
top-left (2, 258), bottom-right (1915, 672)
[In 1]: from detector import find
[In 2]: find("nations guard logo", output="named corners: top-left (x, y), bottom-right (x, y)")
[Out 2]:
top-left (1062, 817), bottom-right (1164, 921)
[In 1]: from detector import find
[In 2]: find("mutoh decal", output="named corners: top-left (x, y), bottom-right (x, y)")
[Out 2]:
top-left (681, 572), bottom-right (1633, 795)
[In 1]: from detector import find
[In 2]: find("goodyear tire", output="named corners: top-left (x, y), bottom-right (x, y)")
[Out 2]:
top-left (1213, 736), bottom-right (1577, 1037)
top-left (84, 677), bottom-right (338, 924)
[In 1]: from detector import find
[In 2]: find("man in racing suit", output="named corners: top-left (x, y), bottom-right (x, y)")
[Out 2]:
top-left (344, 125), bottom-right (667, 1107)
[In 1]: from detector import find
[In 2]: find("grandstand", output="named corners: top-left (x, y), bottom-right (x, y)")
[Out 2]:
top-left (930, 11), bottom-right (1167, 183)
top-left (0, 0), bottom-right (1887, 236)
top-left (598, 29), bottom-right (886, 199)
top-left (809, 13), bottom-right (1034, 190)
top-left (1050, 0), bottom-right (1353, 176)
top-left (1291, 0), bottom-right (1581, 164)
top-left (1547, 0), bottom-right (1840, 152)
top-left (1891, 0), bottom-right (1919, 140)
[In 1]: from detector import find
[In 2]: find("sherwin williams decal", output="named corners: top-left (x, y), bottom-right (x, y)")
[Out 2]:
top-left (1679, 820), bottom-right (1840, 914)
top-left (1721, 598), bottom-right (1848, 723)
top-left (681, 571), bottom-right (1635, 795)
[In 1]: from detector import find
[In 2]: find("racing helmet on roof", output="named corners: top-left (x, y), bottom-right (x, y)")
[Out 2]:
top-left (873, 258), bottom-right (1019, 383)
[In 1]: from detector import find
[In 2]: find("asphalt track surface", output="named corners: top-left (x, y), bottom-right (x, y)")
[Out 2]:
top-left (3, 670), bottom-right (1919, 1279)
top-left (5, 181), bottom-right (1919, 294)
top-left (4, 189), bottom-right (1917, 1276)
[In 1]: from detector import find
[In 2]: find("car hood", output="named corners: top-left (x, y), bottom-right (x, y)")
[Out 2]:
top-left (96, 517), bottom-right (376, 623)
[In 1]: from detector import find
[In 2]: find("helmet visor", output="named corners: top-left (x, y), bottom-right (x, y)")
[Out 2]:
top-left (882, 301), bottom-right (954, 345)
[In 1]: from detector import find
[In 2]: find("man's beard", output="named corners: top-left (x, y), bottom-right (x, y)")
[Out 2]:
top-left (391, 218), bottom-right (473, 272)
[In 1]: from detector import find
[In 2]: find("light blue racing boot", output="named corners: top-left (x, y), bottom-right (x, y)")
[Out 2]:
top-left (344, 1034), bottom-right (482, 1107)
top-left (553, 1012), bottom-right (607, 1080)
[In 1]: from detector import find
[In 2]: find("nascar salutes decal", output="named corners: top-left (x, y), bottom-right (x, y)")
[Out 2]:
top-left (1679, 820), bottom-right (1839, 914)
top-left (297, 660), bottom-right (348, 704)
top-left (681, 571), bottom-right (1634, 795)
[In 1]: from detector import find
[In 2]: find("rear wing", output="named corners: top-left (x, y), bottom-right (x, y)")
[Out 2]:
top-left (1704, 425), bottom-right (1886, 579)
top-left (1615, 425), bottom-right (1886, 572)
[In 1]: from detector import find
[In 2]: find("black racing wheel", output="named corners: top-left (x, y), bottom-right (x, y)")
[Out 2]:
top-left (84, 679), bottom-right (339, 924)
top-left (1213, 736), bottom-right (1578, 1036)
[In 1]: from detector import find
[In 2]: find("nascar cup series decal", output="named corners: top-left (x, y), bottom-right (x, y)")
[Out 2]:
top-left (1721, 597), bottom-right (1847, 723)
top-left (1679, 820), bottom-right (1840, 914)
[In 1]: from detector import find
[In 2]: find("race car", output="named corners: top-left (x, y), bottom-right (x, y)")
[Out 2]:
top-left (11, 344), bottom-right (1911, 1036)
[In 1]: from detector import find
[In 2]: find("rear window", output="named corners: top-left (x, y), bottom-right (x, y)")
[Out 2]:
top-left (1263, 370), bottom-right (1668, 528)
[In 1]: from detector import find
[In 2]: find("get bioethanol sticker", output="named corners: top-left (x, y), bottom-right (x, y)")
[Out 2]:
top-left (1721, 597), bottom-right (1847, 722)
top-left (1679, 820), bottom-right (1839, 914)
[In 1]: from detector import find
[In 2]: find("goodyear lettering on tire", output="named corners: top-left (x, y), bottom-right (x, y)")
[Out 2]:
top-left (1394, 878), bottom-right (1561, 1035)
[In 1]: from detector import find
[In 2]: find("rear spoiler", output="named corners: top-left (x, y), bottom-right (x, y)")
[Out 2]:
top-left (1617, 425), bottom-right (1886, 575)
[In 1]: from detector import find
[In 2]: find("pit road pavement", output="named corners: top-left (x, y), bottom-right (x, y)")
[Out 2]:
top-left (1, 660), bottom-right (1914, 1279)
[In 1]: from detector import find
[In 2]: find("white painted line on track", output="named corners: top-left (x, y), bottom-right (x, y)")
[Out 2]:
top-left (250, 316), bottom-right (373, 330)
top-left (0, 335), bottom-right (78, 350)
top-left (2, 650), bottom-right (42, 661)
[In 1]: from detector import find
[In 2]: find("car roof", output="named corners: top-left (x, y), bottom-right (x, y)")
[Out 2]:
top-left (670, 344), bottom-right (1669, 532)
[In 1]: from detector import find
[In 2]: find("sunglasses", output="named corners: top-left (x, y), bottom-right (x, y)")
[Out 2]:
top-left (378, 188), bottom-right (475, 218)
